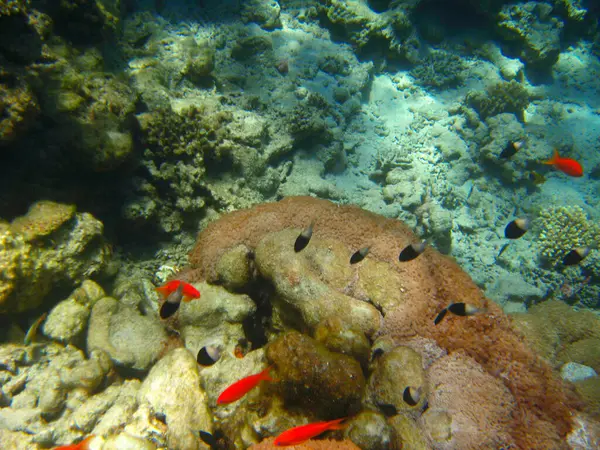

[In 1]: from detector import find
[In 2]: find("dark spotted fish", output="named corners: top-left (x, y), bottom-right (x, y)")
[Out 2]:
top-left (504, 218), bottom-right (530, 239)
top-left (403, 386), bottom-right (420, 406)
top-left (434, 302), bottom-right (485, 325)
top-left (399, 242), bottom-right (426, 262)
top-left (562, 247), bottom-right (591, 266)
top-left (350, 246), bottom-right (370, 264)
top-left (197, 346), bottom-right (221, 366)
top-left (159, 282), bottom-right (184, 319)
top-left (294, 222), bottom-right (314, 253)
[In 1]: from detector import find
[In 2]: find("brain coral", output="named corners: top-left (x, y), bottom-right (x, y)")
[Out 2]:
top-left (185, 196), bottom-right (582, 448)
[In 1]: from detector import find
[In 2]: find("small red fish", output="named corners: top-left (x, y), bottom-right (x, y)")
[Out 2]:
top-left (542, 149), bottom-right (583, 177)
top-left (53, 435), bottom-right (95, 450)
top-left (156, 280), bottom-right (200, 302)
top-left (273, 418), bottom-right (347, 446)
top-left (217, 366), bottom-right (273, 405)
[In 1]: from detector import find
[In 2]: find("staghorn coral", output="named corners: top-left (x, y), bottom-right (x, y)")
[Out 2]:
top-left (537, 205), bottom-right (600, 266)
top-left (185, 196), bottom-right (582, 448)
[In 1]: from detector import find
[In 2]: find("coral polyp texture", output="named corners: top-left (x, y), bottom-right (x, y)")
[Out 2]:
top-left (537, 205), bottom-right (600, 266)
top-left (185, 196), bottom-right (586, 448)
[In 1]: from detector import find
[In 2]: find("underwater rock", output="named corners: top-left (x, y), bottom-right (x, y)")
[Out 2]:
top-left (175, 282), bottom-right (256, 358)
top-left (241, 0), bottom-right (282, 30)
top-left (42, 280), bottom-right (106, 344)
top-left (366, 346), bottom-right (426, 416)
top-left (91, 380), bottom-right (141, 435)
top-left (267, 331), bottom-right (365, 417)
top-left (87, 296), bottom-right (168, 372)
top-left (389, 413), bottom-right (430, 450)
top-left (231, 35), bottom-right (273, 61)
top-left (215, 244), bottom-right (253, 290)
top-left (0, 202), bottom-right (111, 313)
top-left (139, 348), bottom-right (212, 450)
top-left (497, 2), bottom-right (563, 68)
top-left (255, 228), bottom-right (381, 338)
top-left (344, 410), bottom-right (393, 450)
top-left (313, 316), bottom-right (371, 370)
top-left (0, 429), bottom-right (39, 450)
top-left (560, 362), bottom-right (598, 383)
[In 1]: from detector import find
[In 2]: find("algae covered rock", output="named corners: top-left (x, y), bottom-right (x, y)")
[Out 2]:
top-left (267, 331), bottom-right (365, 417)
top-left (241, 0), bottom-right (282, 30)
top-left (497, 2), bottom-right (563, 68)
top-left (139, 348), bottom-right (212, 450)
top-left (87, 296), bottom-right (168, 371)
top-left (255, 228), bottom-right (381, 339)
top-left (466, 80), bottom-right (530, 121)
top-left (366, 346), bottom-right (427, 416)
top-left (0, 201), bottom-right (111, 313)
top-left (344, 410), bottom-right (393, 450)
top-left (42, 280), bottom-right (106, 344)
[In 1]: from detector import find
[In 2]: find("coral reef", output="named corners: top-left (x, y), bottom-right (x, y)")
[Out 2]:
top-left (497, 2), bottom-right (563, 68)
top-left (410, 50), bottom-right (468, 89)
top-left (536, 205), bottom-right (600, 266)
top-left (185, 196), bottom-right (583, 448)
top-left (0, 201), bottom-right (110, 313)
top-left (466, 80), bottom-right (530, 121)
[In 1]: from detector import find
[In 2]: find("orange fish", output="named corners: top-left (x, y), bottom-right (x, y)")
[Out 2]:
top-left (217, 366), bottom-right (273, 405)
top-left (542, 149), bottom-right (583, 177)
top-left (273, 418), bottom-right (347, 446)
top-left (156, 280), bottom-right (201, 302)
top-left (53, 436), bottom-right (95, 450)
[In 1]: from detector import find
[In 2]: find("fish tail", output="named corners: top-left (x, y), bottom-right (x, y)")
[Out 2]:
top-left (261, 365), bottom-right (275, 381)
top-left (542, 149), bottom-right (560, 165)
top-left (327, 417), bottom-right (348, 430)
top-left (155, 286), bottom-right (169, 297)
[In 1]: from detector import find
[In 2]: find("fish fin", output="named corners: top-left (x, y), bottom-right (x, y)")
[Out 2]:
top-left (542, 149), bottom-right (560, 165)
top-left (182, 295), bottom-right (193, 302)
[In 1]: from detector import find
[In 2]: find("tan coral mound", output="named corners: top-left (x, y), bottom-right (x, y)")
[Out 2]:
top-left (249, 437), bottom-right (360, 450)
top-left (186, 196), bottom-right (581, 448)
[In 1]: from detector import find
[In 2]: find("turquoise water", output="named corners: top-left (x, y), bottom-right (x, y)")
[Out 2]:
top-left (0, 1), bottom-right (599, 449)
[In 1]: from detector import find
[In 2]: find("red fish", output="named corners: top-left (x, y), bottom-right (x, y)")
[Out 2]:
top-left (53, 436), bottom-right (95, 450)
top-left (155, 280), bottom-right (200, 302)
top-left (273, 418), bottom-right (347, 446)
top-left (217, 366), bottom-right (273, 405)
top-left (542, 149), bottom-right (583, 177)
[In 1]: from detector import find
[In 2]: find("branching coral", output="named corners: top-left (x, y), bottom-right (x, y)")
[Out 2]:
top-left (410, 50), bottom-right (468, 89)
top-left (466, 80), bottom-right (530, 120)
top-left (537, 205), bottom-right (600, 266)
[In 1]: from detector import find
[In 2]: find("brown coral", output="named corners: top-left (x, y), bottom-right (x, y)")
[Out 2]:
top-left (186, 196), bottom-right (581, 448)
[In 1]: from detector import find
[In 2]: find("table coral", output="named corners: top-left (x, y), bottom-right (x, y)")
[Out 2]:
top-left (185, 196), bottom-right (582, 448)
